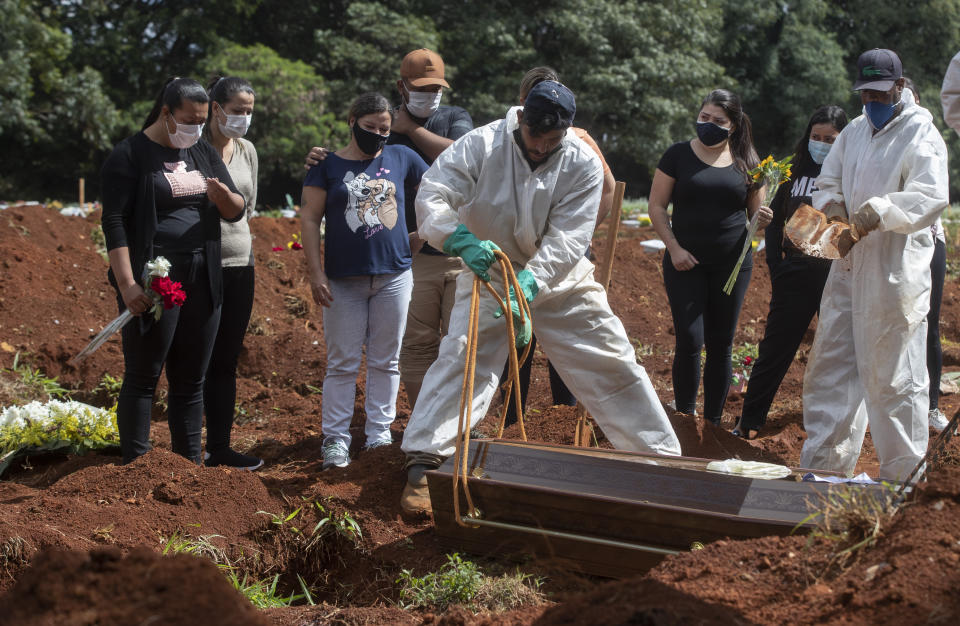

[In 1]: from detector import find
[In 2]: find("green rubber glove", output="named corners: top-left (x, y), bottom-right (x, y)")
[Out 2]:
top-left (493, 269), bottom-right (539, 348)
top-left (442, 224), bottom-right (500, 281)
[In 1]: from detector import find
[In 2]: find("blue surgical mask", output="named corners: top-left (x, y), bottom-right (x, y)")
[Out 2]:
top-left (807, 139), bottom-right (832, 165)
top-left (864, 96), bottom-right (901, 130)
top-left (696, 121), bottom-right (730, 146)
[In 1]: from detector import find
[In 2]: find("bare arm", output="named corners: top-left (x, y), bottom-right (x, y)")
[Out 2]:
top-left (300, 185), bottom-right (333, 307)
top-left (747, 186), bottom-right (773, 229)
top-left (595, 168), bottom-right (616, 227)
top-left (649, 168), bottom-right (697, 270)
top-left (206, 178), bottom-right (244, 220)
top-left (392, 106), bottom-right (454, 162)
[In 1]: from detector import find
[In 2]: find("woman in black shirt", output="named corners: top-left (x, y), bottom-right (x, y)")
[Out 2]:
top-left (733, 105), bottom-right (848, 438)
top-left (649, 89), bottom-right (770, 424)
top-left (100, 78), bottom-right (244, 464)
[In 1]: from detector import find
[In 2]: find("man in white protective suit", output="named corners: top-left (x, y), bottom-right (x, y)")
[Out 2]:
top-left (942, 49), bottom-right (960, 136)
top-left (399, 81), bottom-right (681, 513)
top-left (800, 48), bottom-right (949, 481)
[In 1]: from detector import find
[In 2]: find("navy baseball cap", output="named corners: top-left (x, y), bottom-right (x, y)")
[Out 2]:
top-left (853, 48), bottom-right (902, 91)
top-left (523, 80), bottom-right (576, 127)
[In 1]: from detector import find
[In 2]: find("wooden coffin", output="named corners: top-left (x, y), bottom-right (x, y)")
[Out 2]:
top-left (426, 439), bottom-right (887, 578)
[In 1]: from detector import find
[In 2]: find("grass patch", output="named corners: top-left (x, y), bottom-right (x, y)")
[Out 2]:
top-left (397, 553), bottom-right (545, 612)
top-left (800, 482), bottom-right (899, 576)
top-left (256, 499), bottom-right (365, 590)
top-left (160, 528), bottom-right (310, 608)
top-left (1, 352), bottom-right (71, 404)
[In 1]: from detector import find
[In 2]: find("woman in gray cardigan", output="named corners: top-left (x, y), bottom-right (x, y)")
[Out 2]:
top-left (203, 76), bottom-right (262, 470)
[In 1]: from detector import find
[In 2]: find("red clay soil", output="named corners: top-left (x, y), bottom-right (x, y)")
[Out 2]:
top-left (1, 204), bottom-right (960, 625)
top-left (0, 545), bottom-right (270, 626)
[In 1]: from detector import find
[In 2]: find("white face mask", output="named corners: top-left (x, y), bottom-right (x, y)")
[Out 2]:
top-left (167, 114), bottom-right (204, 149)
top-left (217, 103), bottom-right (252, 139)
top-left (405, 88), bottom-right (443, 118)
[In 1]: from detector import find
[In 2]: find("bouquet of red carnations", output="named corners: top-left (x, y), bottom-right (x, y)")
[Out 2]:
top-left (70, 256), bottom-right (186, 364)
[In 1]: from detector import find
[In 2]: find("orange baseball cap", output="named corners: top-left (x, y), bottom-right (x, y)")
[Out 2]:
top-left (400, 48), bottom-right (450, 88)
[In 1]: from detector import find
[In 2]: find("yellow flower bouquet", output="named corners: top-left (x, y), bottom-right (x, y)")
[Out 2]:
top-left (722, 154), bottom-right (794, 295)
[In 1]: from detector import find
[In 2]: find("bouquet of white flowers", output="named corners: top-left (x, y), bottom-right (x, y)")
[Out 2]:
top-left (0, 400), bottom-right (119, 475)
top-left (71, 256), bottom-right (186, 364)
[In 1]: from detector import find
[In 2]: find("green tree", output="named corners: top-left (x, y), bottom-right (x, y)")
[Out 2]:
top-left (199, 42), bottom-right (348, 207)
top-left (423, 0), bottom-right (728, 190)
top-left (313, 1), bottom-right (443, 115)
top-left (0, 0), bottom-right (121, 198)
top-left (718, 0), bottom-right (849, 158)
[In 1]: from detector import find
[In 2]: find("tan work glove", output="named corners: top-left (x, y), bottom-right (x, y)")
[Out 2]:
top-left (851, 201), bottom-right (882, 237)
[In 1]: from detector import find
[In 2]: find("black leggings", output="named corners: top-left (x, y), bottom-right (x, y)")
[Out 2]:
top-left (499, 333), bottom-right (576, 428)
top-left (203, 266), bottom-right (255, 452)
top-left (740, 254), bottom-right (831, 429)
top-left (928, 238), bottom-right (946, 409)
top-left (663, 253), bottom-right (751, 422)
top-left (117, 252), bottom-right (220, 464)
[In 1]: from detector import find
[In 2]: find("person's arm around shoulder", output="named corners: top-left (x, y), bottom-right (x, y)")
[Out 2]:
top-left (392, 106), bottom-right (454, 162)
top-left (301, 177), bottom-right (332, 307)
top-left (941, 51), bottom-right (960, 135)
top-left (416, 129), bottom-right (484, 250)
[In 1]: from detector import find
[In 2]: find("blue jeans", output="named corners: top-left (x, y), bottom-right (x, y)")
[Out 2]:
top-left (322, 270), bottom-right (413, 447)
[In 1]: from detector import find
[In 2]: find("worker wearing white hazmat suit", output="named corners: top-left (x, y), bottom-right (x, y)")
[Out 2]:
top-left (941, 50), bottom-right (960, 135)
top-left (399, 81), bottom-right (681, 513)
top-left (800, 49), bottom-right (949, 481)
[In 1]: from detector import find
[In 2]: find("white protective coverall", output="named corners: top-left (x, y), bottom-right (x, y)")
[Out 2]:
top-left (401, 107), bottom-right (681, 459)
top-left (800, 92), bottom-right (949, 481)
top-left (941, 50), bottom-right (960, 135)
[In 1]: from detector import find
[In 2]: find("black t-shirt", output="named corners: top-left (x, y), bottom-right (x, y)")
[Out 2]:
top-left (766, 156), bottom-right (822, 256)
top-left (149, 144), bottom-right (215, 251)
top-left (388, 104), bottom-right (474, 254)
top-left (658, 141), bottom-right (751, 266)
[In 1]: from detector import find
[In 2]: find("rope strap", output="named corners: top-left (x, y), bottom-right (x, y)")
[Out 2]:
top-left (453, 250), bottom-right (532, 527)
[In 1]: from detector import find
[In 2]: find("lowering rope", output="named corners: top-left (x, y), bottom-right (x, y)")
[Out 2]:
top-left (452, 249), bottom-right (532, 527)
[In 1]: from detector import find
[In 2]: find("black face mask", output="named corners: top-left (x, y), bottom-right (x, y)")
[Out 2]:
top-left (353, 122), bottom-right (388, 156)
top-left (695, 121), bottom-right (730, 147)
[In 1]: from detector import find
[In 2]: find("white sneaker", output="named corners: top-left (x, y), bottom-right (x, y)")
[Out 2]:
top-left (322, 440), bottom-right (350, 470)
top-left (929, 408), bottom-right (950, 431)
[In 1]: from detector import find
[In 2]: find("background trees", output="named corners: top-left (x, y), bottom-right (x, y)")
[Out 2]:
top-left (2, 0), bottom-right (959, 203)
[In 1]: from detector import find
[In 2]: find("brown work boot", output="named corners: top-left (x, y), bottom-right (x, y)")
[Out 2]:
top-left (400, 481), bottom-right (432, 515)
top-left (400, 461), bottom-right (436, 514)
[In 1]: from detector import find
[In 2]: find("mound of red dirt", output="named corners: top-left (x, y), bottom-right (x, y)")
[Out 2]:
top-left (0, 545), bottom-right (270, 626)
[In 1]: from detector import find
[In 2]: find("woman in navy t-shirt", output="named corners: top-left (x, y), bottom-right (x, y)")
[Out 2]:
top-left (648, 89), bottom-right (772, 425)
top-left (301, 92), bottom-right (428, 470)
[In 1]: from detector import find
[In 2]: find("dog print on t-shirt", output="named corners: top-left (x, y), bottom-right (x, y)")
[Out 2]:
top-left (342, 170), bottom-right (398, 238)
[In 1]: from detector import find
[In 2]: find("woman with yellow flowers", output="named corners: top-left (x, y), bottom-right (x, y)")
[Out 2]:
top-left (732, 105), bottom-right (848, 439)
top-left (649, 89), bottom-right (772, 424)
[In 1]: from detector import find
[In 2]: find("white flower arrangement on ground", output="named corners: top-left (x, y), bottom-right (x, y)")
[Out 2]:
top-left (0, 400), bottom-right (119, 475)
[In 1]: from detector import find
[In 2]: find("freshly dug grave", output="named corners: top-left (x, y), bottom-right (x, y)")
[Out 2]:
top-left (1, 204), bottom-right (959, 625)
